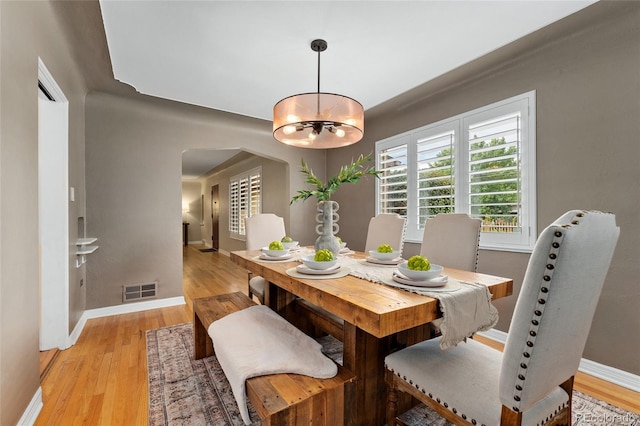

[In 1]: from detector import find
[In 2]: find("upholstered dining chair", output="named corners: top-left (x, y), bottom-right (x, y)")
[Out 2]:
top-left (244, 213), bottom-right (286, 304)
top-left (364, 213), bottom-right (407, 254)
top-left (385, 210), bottom-right (619, 426)
top-left (421, 213), bottom-right (482, 272)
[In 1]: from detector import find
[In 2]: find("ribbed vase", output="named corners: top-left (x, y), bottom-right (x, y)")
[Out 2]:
top-left (314, 200), bottom-right (340, 258)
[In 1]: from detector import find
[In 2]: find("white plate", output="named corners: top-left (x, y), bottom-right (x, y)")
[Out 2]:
top-left (259, 253), bottom-right (293, 261)
top-left (392, 272), bottom-right (448, 287)
top-left (366, 256), bottom-right (404, 265)
top-left (383, 276), bottom-right (461, 293)
top-left (296, 264), bottom-right (341, 275)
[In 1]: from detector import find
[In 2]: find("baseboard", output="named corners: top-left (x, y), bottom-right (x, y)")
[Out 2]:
top-left (68, 296), bottom-right (186, 347)
top-left (85, 296), bottom-right (186, 319)
top-left (218, 249), bottom-right (230, 256)
top-left (18, 386), bottom-right (42, 426)
top-left (477, 329), bottom-right (640, 392)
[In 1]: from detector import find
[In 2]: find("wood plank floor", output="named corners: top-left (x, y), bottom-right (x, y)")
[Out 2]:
top-left (35, 246), bottom-right (640, 425)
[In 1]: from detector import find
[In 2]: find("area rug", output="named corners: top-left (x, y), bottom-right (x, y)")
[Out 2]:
top-left (147, 323), bottom-right (639, 426)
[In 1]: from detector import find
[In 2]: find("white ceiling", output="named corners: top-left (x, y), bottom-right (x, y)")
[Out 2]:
top-left (99, 0), bottom-right (596, 178)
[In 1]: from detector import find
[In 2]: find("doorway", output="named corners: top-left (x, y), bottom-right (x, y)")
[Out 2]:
top-left (211, 184), bottom-right (219, 250)
top-left (38, 58), bottom-right (70, 354)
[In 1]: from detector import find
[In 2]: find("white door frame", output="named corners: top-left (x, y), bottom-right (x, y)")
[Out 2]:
top-left (38, 58), bottom-right (70, 350)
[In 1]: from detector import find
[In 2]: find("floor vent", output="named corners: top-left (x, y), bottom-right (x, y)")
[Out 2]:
top-left (123, 281), bottom-right (157, 302)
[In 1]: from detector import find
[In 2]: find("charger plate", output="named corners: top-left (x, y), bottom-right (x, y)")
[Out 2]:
top-left (286, 266), bottom-right (351, 280)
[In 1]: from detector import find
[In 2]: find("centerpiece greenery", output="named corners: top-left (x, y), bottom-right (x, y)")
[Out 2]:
top-left (291, 154), bottom-right (380, 256)
top-left (290, 154), bottom-right (380, 204)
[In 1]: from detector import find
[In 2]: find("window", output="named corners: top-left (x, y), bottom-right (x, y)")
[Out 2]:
top-left (376, 91), bottom-right (536, 252)
top-left (229, 167), bottom-right (262, 239)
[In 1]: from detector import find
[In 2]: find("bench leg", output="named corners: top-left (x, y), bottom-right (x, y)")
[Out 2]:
top-left (194, 307), bottom-right (213, 360)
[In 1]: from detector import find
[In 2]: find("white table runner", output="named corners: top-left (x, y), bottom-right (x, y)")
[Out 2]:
top-left (339, 258), bottom-right (498, 349)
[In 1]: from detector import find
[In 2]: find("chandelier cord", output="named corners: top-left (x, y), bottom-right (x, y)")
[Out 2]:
top-left (316, 45), bottom-right (321, 115)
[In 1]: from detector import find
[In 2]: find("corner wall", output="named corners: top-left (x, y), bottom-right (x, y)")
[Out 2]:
top-left (0, 2), bottom-right (89, 423)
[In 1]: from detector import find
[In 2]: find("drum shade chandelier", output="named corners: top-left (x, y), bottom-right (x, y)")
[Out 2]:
top-left (273, 39), bottom-right (364, 149)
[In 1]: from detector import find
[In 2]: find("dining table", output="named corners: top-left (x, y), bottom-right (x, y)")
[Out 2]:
top-left (230, 248), bottom-right (513, 426)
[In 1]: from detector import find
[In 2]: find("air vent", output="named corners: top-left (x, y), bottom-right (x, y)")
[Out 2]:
top-left (123, 281), bottom-right (157, 302)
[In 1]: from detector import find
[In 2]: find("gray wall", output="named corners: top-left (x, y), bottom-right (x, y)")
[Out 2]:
top-left (0, 1), bottom-right (88, 423)
top-left (330, 1), bottom-right (640, 375)
top-left (85, 92), bottom-right (325, 309)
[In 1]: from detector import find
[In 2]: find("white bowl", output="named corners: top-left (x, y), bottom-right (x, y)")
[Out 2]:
top-left (261, 246), bottom-right (290, 258)
top-left (301, 254), bottom-right (338, 270)
top-left (397, 262), bottom-right (443, 281)
top-left (282, 241), bottom-right (299, 249)
top-left (368, 250), bottom-right (402, 261)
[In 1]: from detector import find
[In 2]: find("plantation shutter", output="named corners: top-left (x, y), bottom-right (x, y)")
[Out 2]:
top-left (416, 130), bottom-right (455, 229)
top-left (229, 167), bottom-right (262, 239)
top-left (238, 176), bottom-right (249, 236)
top-left (467, 112), bottom-right (522, 234)
top-left (249, 172), bottom-right (261, 217)
top-left (377, 143), bottom-right (408, 217)
top-left (229, 179), bottom-right (240, 235)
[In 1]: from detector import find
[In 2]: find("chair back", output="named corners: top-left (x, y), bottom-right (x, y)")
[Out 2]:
top-left (499, 210), bottom-right (619, 413)
top-left (420, 213), bottom-right (481, 271)
top-left (364, 214), bottom-right (406, 254)
top-left (245, 213), bottom-right (286, 251)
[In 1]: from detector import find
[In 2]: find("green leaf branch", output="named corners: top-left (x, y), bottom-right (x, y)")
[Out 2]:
top-left (290, 154), bottom-right (381, 204)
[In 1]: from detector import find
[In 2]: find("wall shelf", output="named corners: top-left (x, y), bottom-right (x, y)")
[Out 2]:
top-left (76, 237), bottom-right (99, 267)
top-left (76, 237), bottom-right (98, 246)
top-left (77, 245), bottom-right (99, 255)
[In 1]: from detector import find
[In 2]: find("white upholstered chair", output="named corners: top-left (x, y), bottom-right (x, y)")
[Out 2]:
top-left (421, 213), bottom-right (482, 272)
top-left (364, 213), bottom-right (407, 254)
top-left (244, 213), bottom-right (286, 304)
top-left (385, 210), bottom-right (619, 426)
top-left (421, 213), bottom-right (482, 335)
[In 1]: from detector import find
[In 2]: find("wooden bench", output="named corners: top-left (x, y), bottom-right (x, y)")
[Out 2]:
top-left (193, 292), bottom-right (356, 426)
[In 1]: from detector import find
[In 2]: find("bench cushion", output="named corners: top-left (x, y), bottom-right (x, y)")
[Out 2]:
top-left (209, 304), bottom-right (338, 425)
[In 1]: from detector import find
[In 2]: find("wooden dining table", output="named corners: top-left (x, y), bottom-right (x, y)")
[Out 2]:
top-left (230, 249), bottom-right (513, 426)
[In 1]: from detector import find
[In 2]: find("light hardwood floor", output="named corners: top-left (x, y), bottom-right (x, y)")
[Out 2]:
top-left (35, 246), bottom-right (639, 425)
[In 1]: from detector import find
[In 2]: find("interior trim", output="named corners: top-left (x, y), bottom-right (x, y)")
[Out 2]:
top-left (17, 387), bottom-right (42, 426)
top-left (68, 296), bottom-right (186, 347)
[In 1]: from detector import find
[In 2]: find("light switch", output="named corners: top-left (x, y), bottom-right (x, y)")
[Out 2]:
top-left (70, 187), bottom-right (75, 202)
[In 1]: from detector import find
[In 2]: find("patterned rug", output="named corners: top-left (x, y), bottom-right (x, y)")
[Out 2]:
top-left (147, 323), bottom-right (639, 425)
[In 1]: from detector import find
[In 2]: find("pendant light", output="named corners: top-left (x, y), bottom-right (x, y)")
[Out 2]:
top-left (273, 39), bottom-right (364, 149)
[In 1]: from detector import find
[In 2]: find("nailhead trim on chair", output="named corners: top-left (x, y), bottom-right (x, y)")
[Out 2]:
top-left (535, 402), bottom-right (569, 426)
top-left (510, 212), bottom-right (585, 412)
top-left (387, 364), bottom-right (482, 426)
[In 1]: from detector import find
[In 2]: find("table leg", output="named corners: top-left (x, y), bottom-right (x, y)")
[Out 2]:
top-left (265, 282), bottom-right (297, 321)
top-left (343, 322), bottom-right (394, 426)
